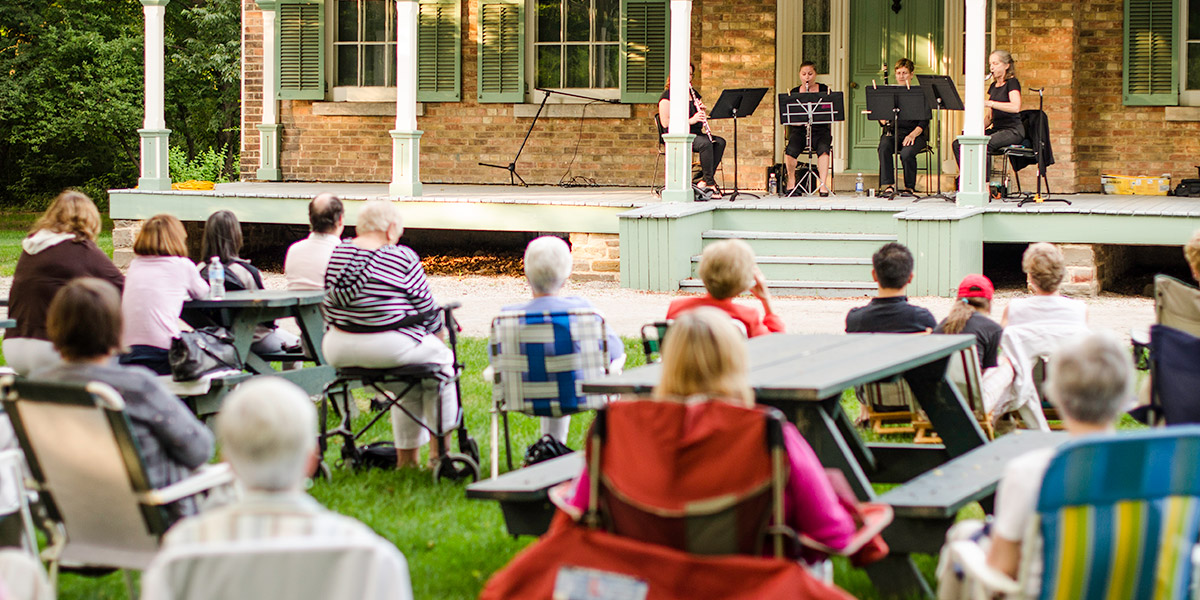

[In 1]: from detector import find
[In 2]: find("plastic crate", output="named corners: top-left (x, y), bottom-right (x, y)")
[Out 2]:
top-left (1101, 174), bottom-right (1171, 196)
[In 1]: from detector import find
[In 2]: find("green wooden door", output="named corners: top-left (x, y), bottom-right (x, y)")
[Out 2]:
top-left (846, 0), bottom-right (943, 172)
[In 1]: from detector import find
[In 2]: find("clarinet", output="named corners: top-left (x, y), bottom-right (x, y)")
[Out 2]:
top-left (880, 63), bottom-right (895, 137)
top-left (690, 85), bottom-right (715, 143)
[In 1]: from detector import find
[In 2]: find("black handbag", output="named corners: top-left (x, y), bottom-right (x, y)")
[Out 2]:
top-left (523, 434), bottom-right (574, 467)
top-left (168, 326), bottom-right (242, 381)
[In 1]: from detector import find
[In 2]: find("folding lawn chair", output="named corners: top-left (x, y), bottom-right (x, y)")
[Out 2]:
top-left (859, 379), bottom-right (918, 435)
top-left (639, 320), bottom-right (671, 364)
top-left (488, 309), bottom-right (615, 478)
top-left (949, 426), bottom-right (1200, 599)
top-left (0, 376), bottom-right (235, 597)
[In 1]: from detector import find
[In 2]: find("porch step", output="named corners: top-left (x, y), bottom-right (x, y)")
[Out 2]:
top-left (680, 278), bottom-right (875, 298)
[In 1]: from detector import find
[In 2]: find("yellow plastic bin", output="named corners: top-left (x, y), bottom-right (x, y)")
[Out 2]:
top-left (1101, 174), bottom-right (1171, 196)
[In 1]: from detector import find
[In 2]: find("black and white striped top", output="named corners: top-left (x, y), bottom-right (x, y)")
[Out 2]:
top-left (323, 242), bottom-right (442, 341)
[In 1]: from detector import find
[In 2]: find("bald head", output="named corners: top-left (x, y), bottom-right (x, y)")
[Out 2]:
top-left (309, 193), bottom-right (344, 234)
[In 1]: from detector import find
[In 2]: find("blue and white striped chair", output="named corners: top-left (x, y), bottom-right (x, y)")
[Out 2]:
top-left (949, 426), bottom-right (1200, 599)
top-left (488, 309), bottom-right (615, 478)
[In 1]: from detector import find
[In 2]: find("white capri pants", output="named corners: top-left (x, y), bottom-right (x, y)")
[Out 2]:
top-left (323, 328), bottom-right (458, 450)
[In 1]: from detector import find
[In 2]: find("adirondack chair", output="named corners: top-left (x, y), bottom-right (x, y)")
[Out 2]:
top-left (948, 426), bottom-right (1200, 599)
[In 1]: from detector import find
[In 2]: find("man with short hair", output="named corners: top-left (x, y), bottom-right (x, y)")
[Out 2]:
top-left (284, 193), bottom-right (344, 290)
top-left (845, 242), bottom-right (935, 334)
top-left (153, 377), bottom-right (413, 598)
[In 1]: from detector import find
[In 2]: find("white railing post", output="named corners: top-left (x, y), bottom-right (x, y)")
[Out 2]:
top-left (661, 0), bottom-right (694, 202)
top-left (139, 0), bottom-right (172, 190)
top-left (956, 0), bottom-right (988, 207)
top-left (256, 1), bottom-right (282, 180)
top-left (390, 0), bottom-right (424, 197)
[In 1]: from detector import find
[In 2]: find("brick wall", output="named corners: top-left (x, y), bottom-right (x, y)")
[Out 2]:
top-left (240, 0), bottom-right (778, 187)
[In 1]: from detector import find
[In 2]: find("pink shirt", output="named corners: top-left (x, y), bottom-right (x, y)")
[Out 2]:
top-left (566, 420), bottom-right (855, 561)
top-left (121, 256), bottom-right (210, 349)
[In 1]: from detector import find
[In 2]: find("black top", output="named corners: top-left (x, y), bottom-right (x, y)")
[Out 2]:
top-left (660, 89), bottom-right (705, 137)
top-left (934, 311), bottom-right (1003, 369)
top-left (988, 77), bottom-right (1022, 132)
top-left (789, 83), bottom-right (832, 133)
top-left (845, 296), bottom-right (937, 334)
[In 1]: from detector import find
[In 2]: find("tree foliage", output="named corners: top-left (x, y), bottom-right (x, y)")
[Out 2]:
top-left (0, 0), bottom-right (240, 209)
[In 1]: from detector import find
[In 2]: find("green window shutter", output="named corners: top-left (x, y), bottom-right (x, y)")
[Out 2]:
top-left (418, 0), bottom-right (462, 102)
top-left (620, 0), bottom-right (669, 104)
top-left (1123, 0), bottom-right (1177, 106)
top-left (278, 0), bottom-right (325, 100)
top-left (477, 0), bottom-right (524, 103)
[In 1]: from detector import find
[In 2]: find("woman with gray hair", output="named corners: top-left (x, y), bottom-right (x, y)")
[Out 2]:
top-left (937, 331), bottom-right (1134, 598)
top-left (498, 236), bottom-right (625, 444)
top-left (321, 200), bottom-right (455, 469)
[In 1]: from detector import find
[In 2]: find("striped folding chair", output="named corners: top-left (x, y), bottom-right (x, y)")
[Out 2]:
top-left (489, 309), bottom-right (614, 478)
top-left (950, 426), bottom-right (1200, 599)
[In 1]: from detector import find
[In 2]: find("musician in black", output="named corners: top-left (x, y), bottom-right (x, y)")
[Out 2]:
top-left (784, 61), bottom-right (833, 196)
top-left (659, 63), bottom-right (726, 199)
top-left (877, 58), bottom-right (929, 195)
top-left (952, 49), bottom-right (1024, 167)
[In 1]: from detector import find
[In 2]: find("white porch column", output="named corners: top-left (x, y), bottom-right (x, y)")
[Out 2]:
top-left (661, 0), bottom-right (694, 203)
top-left (139, 0), bottom-right (172, 191)
top-left (956, 0), bottom-right (988, 207)
top-left (390, 0), bottom-right (423, 197)
top-left (257, 1), bottom-right (283, 180)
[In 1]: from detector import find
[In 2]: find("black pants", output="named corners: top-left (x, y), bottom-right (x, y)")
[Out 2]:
top-left (878, 134), bottom-right (927, 189)
top-left (952, 125), bottom-right (1026, 166)
top-left (693, 134), bottom-right (726, 186)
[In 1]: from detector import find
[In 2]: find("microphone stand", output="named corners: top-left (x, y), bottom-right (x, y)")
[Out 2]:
top-left (479, 89), bottom-right (620, 186)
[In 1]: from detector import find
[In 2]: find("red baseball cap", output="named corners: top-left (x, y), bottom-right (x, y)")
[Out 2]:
top-left (957, 274), bottom-right (994, 300)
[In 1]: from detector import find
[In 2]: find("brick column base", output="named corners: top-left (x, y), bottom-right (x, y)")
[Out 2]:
top-left (112, 220), bottom-right (144, 268)
top-left (569, 233), bottom-right (619, 282)
top-left (1060, 243), bottom-right (1132, 296)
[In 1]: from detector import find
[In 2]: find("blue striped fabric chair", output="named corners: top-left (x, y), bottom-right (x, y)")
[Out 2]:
top-left (951, 427), bottom-right (1200, 599)
top-left (489, 309), bottom-right (614, 478)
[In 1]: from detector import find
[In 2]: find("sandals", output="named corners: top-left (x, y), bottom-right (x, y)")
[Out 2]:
top-left (709, 185), bottom-right (723, 200)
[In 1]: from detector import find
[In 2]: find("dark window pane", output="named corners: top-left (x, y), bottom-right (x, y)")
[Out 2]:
top-left (337, 45), bottom-right (359, 86)
top-left (596, 0), bottom-right (619, 42)
top-left (364, 0), bottom-right (388, 42)
top-left (1189, 42), bottom-right (1200, 90)
top-left (338, 0), bottom-right (358, 41)
top-left (537, 0), bottom-right (560, 42)
top-left (537, 45), bottom-right (562, 87)
top-left (363, 44), bottom-right (388, 86)
top-left (566, 45), bottom-right (589, 86)
top-left (1191, 0), bottom-right (1200, 40)
top-left (803, 34), bottom-right (829, 74)
top-left (594, 43), bottom-right (618, 88)
top-left (802, 0), bottom-right (829, 33)
top-left (565, 0), bottom-right (589, 41)
top-left (387, 43), bottom-right (397, 86)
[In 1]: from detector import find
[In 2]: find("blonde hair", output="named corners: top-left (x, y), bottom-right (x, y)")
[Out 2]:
top-left (698, 239), bottom-right (756, 300)
top-left (654, 307), bottom-right (753, 407)
top-left (1185, 229), bottom-right (1200, 276)
top-left (1022, 242), bottom-right (1065, 293)
top-left (356, 200), bottom-right (404, 235)
top-left (32, 190), bottom-right (101, 242)
top-left (133, 214), bottom-right (189, 257)
top-left (991, 49), bottom-right (1016, 80)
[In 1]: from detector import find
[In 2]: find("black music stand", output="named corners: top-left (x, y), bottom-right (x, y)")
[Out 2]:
top-left (709, 87), bottom-right (768, 201)
top-left (866, 85), bottom-right (930, 200)
top-left (778, 91), bottom-right (845, 197)
top-left (915, 75), bottom-right (963, 203)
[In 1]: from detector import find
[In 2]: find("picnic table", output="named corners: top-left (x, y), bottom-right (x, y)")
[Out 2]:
top-left (581, 333), bottom-right (1066, 598)
top-left (180, 289), bottom-right (333, 408)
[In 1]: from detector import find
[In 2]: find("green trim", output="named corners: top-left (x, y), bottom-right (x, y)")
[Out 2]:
top-left (255, 0), bottom-right (280, 9)
top-left (417, 0), bottom-right (463, 102)
top-left (1123, 0), bottom-right (1178, 106)
top-left (620, 0), bottom-right (669, 104)
top-left (661, 132), bottom-right (694, 203)
top-left (137, 129), bottom-right (172, 191)
top-left (256, 124), bottom-right (283, 181)
top-left (140, 0), bottom-right (171, 6)
top-left (955, 135), bottom-right (989, 208)
top-left (278, 0), bottom-right (325, 101)
top-left (477, 0), bottom-right (524, 103)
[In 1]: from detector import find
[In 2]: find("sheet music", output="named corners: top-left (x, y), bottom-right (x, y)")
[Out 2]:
top-left (780, 100), bottom-right (837, 126)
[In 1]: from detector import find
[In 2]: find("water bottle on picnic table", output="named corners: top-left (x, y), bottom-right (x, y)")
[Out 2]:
top-left (208, 257), bottom-right (225, 300)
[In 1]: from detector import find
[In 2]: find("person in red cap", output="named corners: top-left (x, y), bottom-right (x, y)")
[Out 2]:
top-left (934, 274), bottom-right (1003, 370)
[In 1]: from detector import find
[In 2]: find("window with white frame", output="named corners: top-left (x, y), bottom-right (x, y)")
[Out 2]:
top-left (1180, 0), bottom-right (1200, 104)
top-left (335, 0), bottom-right (397, 88)
top-left (532, 0), bottom-right (621, 90)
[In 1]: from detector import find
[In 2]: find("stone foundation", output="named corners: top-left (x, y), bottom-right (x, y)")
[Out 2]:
top-left (569, 233), bottom-right (620, 283)
top-left (1059, 243), bottom-right (1133, 296)
top-left (111, 220), bottom-right (143, 269)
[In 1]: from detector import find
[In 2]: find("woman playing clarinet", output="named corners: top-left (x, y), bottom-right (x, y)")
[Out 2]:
top-left (877, 58), bottom-right (929, 196)
top-left (953, 49), bottom-right (1023, 167)
top-left (659, 63), bottom-right (726, 200)
top-left (784, 61), bottom-right (833, 196)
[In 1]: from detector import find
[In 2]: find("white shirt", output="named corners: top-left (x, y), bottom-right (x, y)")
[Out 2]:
top-left (1006, 294), bottom-right (1087, 328)
top-left (284, 233), bottom-right (341, 290)
top-left (992, 446), bottom-right (1055, 597)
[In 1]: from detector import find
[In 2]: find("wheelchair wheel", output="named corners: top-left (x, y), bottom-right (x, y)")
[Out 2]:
top-left (460, 435), bottom-right (481, 467)
top-left (433, 452), bottom-right (480, 483)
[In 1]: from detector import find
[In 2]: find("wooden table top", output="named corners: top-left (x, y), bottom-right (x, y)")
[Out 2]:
top-left (584, 333), bottom-right (976, 401)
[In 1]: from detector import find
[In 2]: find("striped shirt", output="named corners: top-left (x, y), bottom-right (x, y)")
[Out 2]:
top-left (323, 243), bottom-right (442, 341)
top-left (162, 491), bottom-right (389, 546)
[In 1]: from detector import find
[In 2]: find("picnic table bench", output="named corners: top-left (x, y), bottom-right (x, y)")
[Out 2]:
top-left (466, 453), bottom-right (583, 537)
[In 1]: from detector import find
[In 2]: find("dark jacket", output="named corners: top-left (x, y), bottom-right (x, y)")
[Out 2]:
top-left (1009, 109), bottom-right (1055, 174)
top-left (10, 236), bottom-right (125, 340)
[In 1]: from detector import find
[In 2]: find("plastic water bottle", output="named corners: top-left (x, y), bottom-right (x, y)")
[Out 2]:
top-left (208, 257), bottom-right (225, 299)
top-left (855, 173), bottom-right (864, 197)
top-left (768, 172), bottom-right (778, 196)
